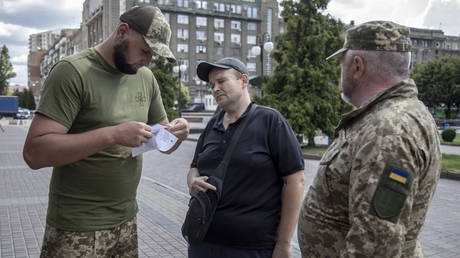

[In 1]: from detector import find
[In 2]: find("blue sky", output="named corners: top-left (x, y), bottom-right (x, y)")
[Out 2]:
top-left (1, 0), bottom-right (459, 86)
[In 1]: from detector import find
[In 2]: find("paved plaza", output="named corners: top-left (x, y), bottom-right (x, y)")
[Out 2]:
top-left (1, 124), bottom-right (460, 257)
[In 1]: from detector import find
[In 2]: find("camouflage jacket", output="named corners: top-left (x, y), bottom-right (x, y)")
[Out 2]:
top-left (298, 79), bottom-right (441, 258)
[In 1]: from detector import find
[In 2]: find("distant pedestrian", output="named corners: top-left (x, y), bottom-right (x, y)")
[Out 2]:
top-left (298, 21), bottom-right (442, 257)
top-left (187, 57), bottom-right (305, 258)
top-left (0, 115), bottom-right (5, 132)
top-left (23, 5), bottom-right (189, 257)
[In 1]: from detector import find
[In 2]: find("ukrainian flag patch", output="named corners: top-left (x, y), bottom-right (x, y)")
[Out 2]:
top-left (389, 168), bottom-right (408, 184)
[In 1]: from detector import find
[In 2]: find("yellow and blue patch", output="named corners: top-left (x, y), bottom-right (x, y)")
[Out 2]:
top-left (389, 168), bottom-right (408, 184)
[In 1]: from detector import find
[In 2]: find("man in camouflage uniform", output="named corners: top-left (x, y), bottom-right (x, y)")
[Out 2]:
top-left (23, 6), bottom-right (189, 257)
top-left (298, 21), bottom-right (442, 257)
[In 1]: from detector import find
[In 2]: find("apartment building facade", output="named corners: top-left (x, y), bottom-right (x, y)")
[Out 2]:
top-left (79, 0), bottom-right (280, 101)
top-left (409, 27), bottom-right (460, 69)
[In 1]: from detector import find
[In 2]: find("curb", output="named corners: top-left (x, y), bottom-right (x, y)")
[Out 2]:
top-left (302, 153), bottom-right (322, 160)
top-left (440, 170), bottom-right (460, 180)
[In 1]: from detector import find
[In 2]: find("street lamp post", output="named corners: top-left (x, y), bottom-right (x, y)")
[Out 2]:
top-left (251, 32), bottom-right (274, 78)
top-left (173, 62), bottom-right (187, 118)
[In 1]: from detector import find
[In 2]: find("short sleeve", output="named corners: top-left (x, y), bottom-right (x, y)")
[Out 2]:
top-left (37, 61), bottom-right (83, 129)
top-left (147, 74), bottom-right (167, 125)
top-left (268, 112), bottom-right (305, 177)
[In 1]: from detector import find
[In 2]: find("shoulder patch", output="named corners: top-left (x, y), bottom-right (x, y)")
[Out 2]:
top-left (369, 165), bottom-right (414, 223)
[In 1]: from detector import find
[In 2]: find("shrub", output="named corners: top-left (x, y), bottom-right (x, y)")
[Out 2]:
top-left (441, 128), bottom-right (456, 142)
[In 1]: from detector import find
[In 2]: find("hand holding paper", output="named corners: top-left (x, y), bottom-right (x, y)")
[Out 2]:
top-left (132, 124), bottom-right (178, 157)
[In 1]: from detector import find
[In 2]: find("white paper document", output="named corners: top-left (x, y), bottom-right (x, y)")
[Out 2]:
top-left (131, 124), bottom-right (178, 157)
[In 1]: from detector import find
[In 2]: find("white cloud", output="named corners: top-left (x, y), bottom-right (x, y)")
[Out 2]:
top-left (327, 0), bottom-right (460, 35)
top-left (0, 22), bottom-right (40, 42)
top-left (10, 64), bottom-right (28, 87)
top-left (11, 54), bottom-right (28, 65)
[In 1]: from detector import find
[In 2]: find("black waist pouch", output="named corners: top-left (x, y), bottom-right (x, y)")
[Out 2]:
top-left (181, 175), bottom-right (222, 245)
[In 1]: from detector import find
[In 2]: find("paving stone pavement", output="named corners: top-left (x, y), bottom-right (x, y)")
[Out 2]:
top-left (1, 124), bottom-right (460, 257)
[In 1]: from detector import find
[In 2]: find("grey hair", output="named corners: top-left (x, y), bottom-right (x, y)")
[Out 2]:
top-left (350, 50), bottom-right (411, 78)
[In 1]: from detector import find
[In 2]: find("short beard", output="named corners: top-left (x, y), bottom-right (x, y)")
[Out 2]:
top-left (113, 40), bottom-right (137, 74)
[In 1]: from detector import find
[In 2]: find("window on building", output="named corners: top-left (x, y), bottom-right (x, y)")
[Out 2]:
top-left (134, 0), bottom-right (151, 5)
top-left (119, 0), bottom-right (126, 15)
top-left (196, 17), bottom-right (207, 27)
top-left (247, 35), bottom-right (256, 45)
top-left (231, 4), bottom-right (239, 13)
top-left (237, 5), bottom-right (242, 14)
top-left (177, 28), bottom-right (189, 39)
top-left (214, 33), bottom-right (224, 43)
top-left (215, 47), bottom-right (223, 55)
top-left (219, 3), bottom-right (225, 12)
top-left (247, 7), bottom-right (258, 18)
top-left (178, 15), bottom-right (189, 24)
top-left (177, 44), bottom-right (189, 53)
top-left (177, 0), bottom-right (189, 7)
top-left (248, 22), bottom-right (257, 31)
top-left (196, 30), bottom-right (207, 41)
top-left (231, 34), bottom-right (241, 44)
top-left (248, 49), bottom-right (256, 58)
top-left (163, 13), bottom-right (170, 22)
top-left (214, 18), bottom-right (224, 29)
top-left (158, 0), bottom-right (171, 4)
top-left (231, 21), bottom-right (241, 31)
top-left (267, 8), bottom-right (272, 34)
top-left (247, 62), bottom-right (256, 72)
top-left (195, 0), bottom-right (207, 9)
top-left (196, 45), bottom-right (207, 54)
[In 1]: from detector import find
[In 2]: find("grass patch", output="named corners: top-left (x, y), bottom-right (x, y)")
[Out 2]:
top-left (302, 147), bottom-right (460, 174)
top-left (442, 154), bottom-right (460, 173)
top-left (440, 133), bottom-right (460, 146)
top-left (302, 145), bottom-right (328, 156)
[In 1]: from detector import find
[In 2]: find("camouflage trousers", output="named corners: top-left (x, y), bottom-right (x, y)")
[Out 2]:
top-left (40, 216), bottom-right (138, 258)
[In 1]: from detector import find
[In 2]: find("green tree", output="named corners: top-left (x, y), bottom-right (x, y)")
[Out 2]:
top-left (0, 45), bottom-right (16, 95)
top-left (13, 88), bottom-right (35, 110)
top-left (412, 56), bottom-right (460, 119)
top-left (149, 57), bottom-right (189, 120)
top-left (256, 0), bottom-right (350, 146)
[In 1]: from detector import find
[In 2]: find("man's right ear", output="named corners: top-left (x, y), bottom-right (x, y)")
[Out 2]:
top-left (116, 23), bottom-right (130, 39)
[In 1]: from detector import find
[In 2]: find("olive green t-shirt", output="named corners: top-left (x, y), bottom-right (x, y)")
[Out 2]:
top-left (37, 48), bottom-right (166, 231)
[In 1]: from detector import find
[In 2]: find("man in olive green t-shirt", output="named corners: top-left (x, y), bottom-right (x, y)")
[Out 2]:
top-left (23, 6), bottom-right (189, 257)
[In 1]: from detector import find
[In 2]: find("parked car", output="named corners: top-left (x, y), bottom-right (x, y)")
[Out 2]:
top-left (181, 103), bottom-right (205, 112)
top-left (16, 109), bottom-right (32, 119)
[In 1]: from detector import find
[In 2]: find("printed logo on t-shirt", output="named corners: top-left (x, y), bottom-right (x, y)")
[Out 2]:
top-left (135, 92), bottom-right (147, 106)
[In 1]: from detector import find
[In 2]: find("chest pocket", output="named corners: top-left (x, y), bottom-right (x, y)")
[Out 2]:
top-left (315, 136), bottom-right (348, 199)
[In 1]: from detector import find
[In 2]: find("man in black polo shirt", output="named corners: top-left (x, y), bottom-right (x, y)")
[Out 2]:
top-left (187, 57), bottom-right (305, 258)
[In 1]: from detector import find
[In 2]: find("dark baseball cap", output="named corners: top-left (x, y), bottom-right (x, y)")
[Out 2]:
top-left (197, 57), bottom-right (249, 82)
top-left (327, 20), bottom-right (412, 60)
top-left (120, 5), bottom-right (176, 62)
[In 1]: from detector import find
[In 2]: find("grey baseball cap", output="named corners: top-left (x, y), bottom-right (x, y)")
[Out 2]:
top-left (326, 20), bottom-right (412, 60)
top-left (120, 5), bottom-right (176, 62)
top-left (197, 57), bottom-right (249, 82)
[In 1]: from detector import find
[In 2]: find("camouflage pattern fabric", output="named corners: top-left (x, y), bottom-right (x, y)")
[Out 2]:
top-left (327, 20), bottom-right (411, 60)
top-left (120, 5), bottom-right (175, 62)
top-left (298, 79), bottom-right (442, 257)
top-left (40, 216), bottom-right (138, 258)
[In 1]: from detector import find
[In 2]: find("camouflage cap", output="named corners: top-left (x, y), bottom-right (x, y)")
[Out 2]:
top-left (120, 5), bottom-right (176, 62)
top-left (326, 20), bottom-right (412, 60)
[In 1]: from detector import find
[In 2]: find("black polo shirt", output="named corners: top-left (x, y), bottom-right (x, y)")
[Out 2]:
top-left (191, 103), bottom-right (305, 249)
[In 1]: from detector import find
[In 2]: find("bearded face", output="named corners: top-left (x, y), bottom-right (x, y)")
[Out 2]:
top-left (113, 40), bottom-right (137, 75)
